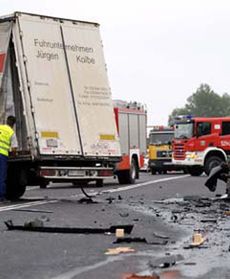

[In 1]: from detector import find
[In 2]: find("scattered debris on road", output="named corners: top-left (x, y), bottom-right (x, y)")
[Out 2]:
top-left (122, 274), bottom-right (159, 279)
top-left (4, 220), bottom-right (134, 234)
top-left (114, 237), bottom-right (147, 244)
top-left (149, 254), bottom-right (184, 269)
top-left (105, 247), bottom-right (135, 255)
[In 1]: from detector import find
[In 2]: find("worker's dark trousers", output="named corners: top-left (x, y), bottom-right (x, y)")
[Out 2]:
top-left (0, 154), bottom-right (8, 198)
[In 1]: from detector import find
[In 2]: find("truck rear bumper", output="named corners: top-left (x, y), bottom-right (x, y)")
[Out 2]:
top-left (149, 159), bottom-right (186, 171)
top-left (39, 166), bottom-right (114, 180)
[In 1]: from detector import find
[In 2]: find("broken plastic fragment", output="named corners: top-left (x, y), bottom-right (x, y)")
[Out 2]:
top-left (105, 247), bottom-right (135, 255)
top-left (191, 232), bottom-right (206, 247)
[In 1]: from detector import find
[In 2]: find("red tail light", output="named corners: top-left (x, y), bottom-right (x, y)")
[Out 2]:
top-left (40, 169), bottom-right (56, 177)
top-left (98, 170), bottom-right (113, 177)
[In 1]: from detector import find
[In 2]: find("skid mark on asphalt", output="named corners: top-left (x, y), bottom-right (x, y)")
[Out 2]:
top-left (102, 175), bottom-right (189, 193)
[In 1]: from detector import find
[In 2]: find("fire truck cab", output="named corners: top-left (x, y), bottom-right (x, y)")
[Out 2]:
top-left (172, 116), bottom-right (230, 176)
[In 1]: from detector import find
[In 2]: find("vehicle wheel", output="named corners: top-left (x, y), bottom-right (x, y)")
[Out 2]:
top-left (117, 159), bottom-right (136, 184)
top-left (6, 166), bottom-right (27, 200)
top-left (151, 168), bottom-right (156, 175)
top-left (183, 167), bottom-right (189, 174)
top-left (204, 156), bottom-right (225, 176)
top-left (6, 182), bottom-right (26, 200)
top-left (187, 166), bottom-right (204, 176)
top-left (39, 179), bottom-right (49, 189)
top-left (135, 164), bottom-right (139, 179)
top-left (95, 179), bottom-right (103, 187)
top-left (128, 159), bottom-right (137, 184)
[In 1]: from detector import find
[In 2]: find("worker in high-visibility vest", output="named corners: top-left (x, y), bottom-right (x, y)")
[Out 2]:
top-left (0, 115), bottom-right (16, 201)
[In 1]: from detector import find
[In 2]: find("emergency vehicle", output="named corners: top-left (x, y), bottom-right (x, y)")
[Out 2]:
top-left (113, 100), bottom-right (147, 184)
top-left (172, 115), bottom-right (230, 176)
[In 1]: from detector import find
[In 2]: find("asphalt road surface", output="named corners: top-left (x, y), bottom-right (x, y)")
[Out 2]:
top-left (0, 172), bottom-right (229, 279)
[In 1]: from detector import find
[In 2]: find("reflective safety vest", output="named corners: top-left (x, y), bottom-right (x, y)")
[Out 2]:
top-left (0, 125), bottom-right (14, 157)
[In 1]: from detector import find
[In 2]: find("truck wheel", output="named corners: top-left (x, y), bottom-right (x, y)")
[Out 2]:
top-left (204, 156), bottom-right (224, 175)
top-left (95, 179), bottom-right (103, 187)
top-left (6, 183), bottom-right (26, 200)
top-left (135, 164), bottom-right (139, 179)
top-left (128, 159), bottom-right (137, 184)
top-left (187, 166), bottom-right (203, 176)
top-left (6, 166), bottom-right (27, 200)
top-left (117, 159), bottom-right (136, 184)
top-left (151, 168), bottom-right (156, 175)
top-left (39, 180), bottom-right (49, 189)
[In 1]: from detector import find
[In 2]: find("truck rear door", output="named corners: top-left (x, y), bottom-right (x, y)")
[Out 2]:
top-left (14, 13), bottom-right (120, 157)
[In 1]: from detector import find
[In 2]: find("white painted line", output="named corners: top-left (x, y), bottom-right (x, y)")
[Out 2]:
top-left (0, 175), bottom-right (189, 212)
top-left (102, 175), bottom-right (190, 194)
top-left (51, 256), bottom-right (124, 279)
top-left (0, 200), bottom-right (56, 212)
top-left (26, 186), bottom-right (40, 191)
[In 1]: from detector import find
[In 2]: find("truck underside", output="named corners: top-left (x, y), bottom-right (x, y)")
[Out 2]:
top-left (7, 155), bottom-right (120, 200)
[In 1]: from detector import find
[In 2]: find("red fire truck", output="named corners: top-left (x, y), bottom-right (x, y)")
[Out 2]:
top-left (113, 100), bottom-right (147, 184)
top-left (172, 115), bottom-right (230, 176)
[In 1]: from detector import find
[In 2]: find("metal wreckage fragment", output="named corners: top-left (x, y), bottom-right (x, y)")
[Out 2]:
top-left (205, 162), bottom-right (230, 196)
top-left (4, 220), bottom-right (134, 234)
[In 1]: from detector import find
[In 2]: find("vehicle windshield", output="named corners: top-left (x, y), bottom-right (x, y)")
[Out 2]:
top-left (149, 132), bottom-right (173, 145)
top-left (174, 123), bottom-right (193, 139)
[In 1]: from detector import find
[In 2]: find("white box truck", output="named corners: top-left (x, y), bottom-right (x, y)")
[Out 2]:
top-left (0, 12), bottom-right (121, 199)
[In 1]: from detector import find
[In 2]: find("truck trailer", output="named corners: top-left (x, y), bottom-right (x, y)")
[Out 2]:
top-left (0, 12), bottom-right (121, 199)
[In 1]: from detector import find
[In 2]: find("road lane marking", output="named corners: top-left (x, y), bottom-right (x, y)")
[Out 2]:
top-left (0, 175), bottom-right (189, 212)
top-left (101, 174), bottom-right (190, 193)
top-left (0, 200), bottom-right (56, 212)
top-left (51, 255), bottom-right (125, 279)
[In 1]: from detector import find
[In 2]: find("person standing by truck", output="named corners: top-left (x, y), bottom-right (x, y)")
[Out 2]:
top-left (0, 115), bottom-right (16, 201)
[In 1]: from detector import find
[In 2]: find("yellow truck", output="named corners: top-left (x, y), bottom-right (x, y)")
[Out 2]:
top-left (148, 126), bottom-right (186, 174)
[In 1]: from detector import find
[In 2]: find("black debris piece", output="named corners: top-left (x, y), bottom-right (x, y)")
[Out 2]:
top-left (106, 197), bottom-right (115, 204)
top-left (78, 197), bottom-right (97, 204)
top-left (114, 237), bottom-right (147, 244)
top-left (119, 212), bottom-right (129, 218)
top-left (4, 220), bottom-right (134, 234)
top-left (152, 232), bottom-right (170, 240)
top-left (149, 254), bottom-right (184, 269)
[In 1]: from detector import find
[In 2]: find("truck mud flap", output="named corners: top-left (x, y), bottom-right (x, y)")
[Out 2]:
top-left (4, 220), bottom-right (133, 234)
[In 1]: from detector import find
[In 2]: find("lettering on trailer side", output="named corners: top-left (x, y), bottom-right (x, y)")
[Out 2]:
top-left (33, 39), bottom-right (95, 63)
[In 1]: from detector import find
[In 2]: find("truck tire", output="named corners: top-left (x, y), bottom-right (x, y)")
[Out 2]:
top-left (187, 166), bottom-right (203, 176)
top-left (39, 179), bottom-right (49, 189)
top-left (6, 166), bottom-right (27, 200)
top-left (6, 183), bottom-right (26, 201)
top-left (204, 156), bottom-right (224, 175)
top-left (151, 168), bottom-right (156, 175)
top-left (95, 179), bottom-right (103, 187)
top-left (117, 159), bottom-right (136, 184)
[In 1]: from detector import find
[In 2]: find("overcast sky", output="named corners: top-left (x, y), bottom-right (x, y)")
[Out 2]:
top-left (2, 0), bottom-right (230, 125)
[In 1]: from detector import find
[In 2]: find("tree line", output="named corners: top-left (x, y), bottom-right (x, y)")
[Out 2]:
top-left (168, 83), bottom-right (230, 124)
